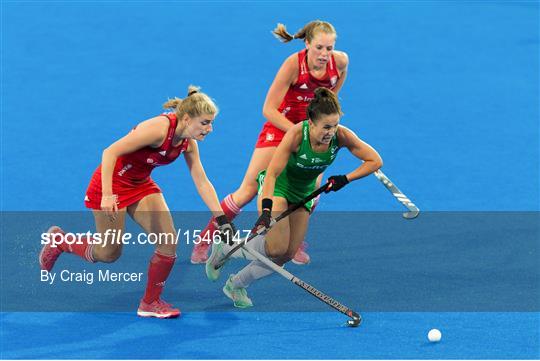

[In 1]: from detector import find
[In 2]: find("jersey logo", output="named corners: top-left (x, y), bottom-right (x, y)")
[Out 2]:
top-left (159, 150), bottom-right (166, 156)
top-left (266, 133), bottom-right (275, 142)
top-left (299, 154), bottom-right (308, 160)
top-left (330, 76), bottom-right (338, 86)
top-left (117, 163), bottom-right (132, 176)
top-left (299, 83), bottom-right (308, 89)
top-left (147, 158), bottom-right (155, 164)
top-left (297, 95), bottom-right (313, 102)
top-left (84, 195), bottom-right (90, 202)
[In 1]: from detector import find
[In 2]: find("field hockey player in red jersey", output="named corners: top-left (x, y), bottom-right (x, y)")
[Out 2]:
top-left (39, 85), bottom-right (237, 318)
top-left (191, 20), bottom-right (349, 265)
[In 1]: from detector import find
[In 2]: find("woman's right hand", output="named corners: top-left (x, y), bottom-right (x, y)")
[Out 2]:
top-left (101, 194), bottom-right (119, 221)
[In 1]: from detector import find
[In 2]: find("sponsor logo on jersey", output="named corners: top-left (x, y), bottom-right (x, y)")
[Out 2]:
top-left (295, 162), bottom-right (328, 170)
top-left (159, 150), bottom-right (167, 156)
top-left (117, 164), bottom-right (132, 176)
top-left (330, 76), bottom-right (338, 87)
top-left (147, 158), bottom-right (168, 167)
top-left (299, 154), bottom-right (308, 160)
top-left (299, 83), bottom-right (308, 89)
top-left (266, 133), bottom-right (275, 142)
top-left (281, 106), bottom-right (291, 115)
top-left (297, 95), bottom-right (314, 102)
top-left (84, 195), bottom-right (90, 202)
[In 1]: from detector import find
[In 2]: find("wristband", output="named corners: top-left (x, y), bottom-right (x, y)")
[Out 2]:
top-left (261, 198), bottom-right (273, 211)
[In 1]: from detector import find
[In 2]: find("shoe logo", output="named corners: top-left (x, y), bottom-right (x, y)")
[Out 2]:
top-left (159, 150), bottom-right (166, 156)
top-left (299, 83), bottom-right (308, 89)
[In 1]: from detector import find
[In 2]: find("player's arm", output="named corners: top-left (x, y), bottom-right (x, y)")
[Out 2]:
top-left (262, 54), bottom-right (298, 132)
top-left (184, 140), bottom-right (237, 238)
top-left (261, 123), bottom-right (302, 201)
top-left (325, 126), bottom-right (383, 193)
top-left (255, 124), bottom-right (302, 229)
top-left (101, 116), bottom-right (167, 212)
top-left (332, 51), bottom-right (349, 94)
top-left (183, 139), bottom-right (224, 216)
top-left (339, 125), bottom-right (383, 181)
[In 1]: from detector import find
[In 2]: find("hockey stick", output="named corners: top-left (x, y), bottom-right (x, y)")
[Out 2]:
top-left (213, 182), bottom-right (330, 270)
top-left (240, 245), bottom-right (361, 327)
top-left (374, 170), bottom-right (419, 219)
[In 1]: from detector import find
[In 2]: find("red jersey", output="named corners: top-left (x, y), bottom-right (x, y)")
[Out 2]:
top-left (256, 49), bottom-right (340, 148)
top-left (84, 113), bottom-right (189, 209)
top-left (278, 49), bottom-right (340, 122)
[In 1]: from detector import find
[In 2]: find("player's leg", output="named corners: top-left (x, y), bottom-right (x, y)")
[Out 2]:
top-left (223, 196), bottom-right (291, 308)
top-left (128, 193), bottom-right (180, 318)
top-left (205, 189), bottom-right (288, 281)
top-left (276, 207), bottom-right (310, 266)
top-left (39, 209), bottom-right (127, 271)
top-left (292, 173), bottom-right (322, 265)
top-left (191, 146), bottom-right (276, 264)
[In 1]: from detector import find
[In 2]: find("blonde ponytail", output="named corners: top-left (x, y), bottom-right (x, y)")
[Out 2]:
top-left (273, 20), bottom-right (337, 43)
top-left (163, 85), bottom-right (218, 119)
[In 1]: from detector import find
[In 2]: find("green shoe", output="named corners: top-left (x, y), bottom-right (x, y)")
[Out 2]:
top-left (223, 274), bottom-right (253, 308)
top-left (205, 241), bottom-right (225, 281)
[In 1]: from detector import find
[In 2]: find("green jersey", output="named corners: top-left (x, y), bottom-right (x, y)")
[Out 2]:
top-left (258, 120), bottom-right (340, 211)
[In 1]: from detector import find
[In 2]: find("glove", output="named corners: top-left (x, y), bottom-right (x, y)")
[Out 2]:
top-left (325, 175), bottom-right (349, 193)
top-left (254, 198), bottom-right (273, 231)
top-left (215, 215), bottom-right (237, 245)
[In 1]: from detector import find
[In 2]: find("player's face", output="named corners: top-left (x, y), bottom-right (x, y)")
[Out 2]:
top-left (188, 113), bottom-right (215, 141)
top-left (311, 113), bottom-right (340, 144)
top-left (306, 32), bottom-right (336, 69)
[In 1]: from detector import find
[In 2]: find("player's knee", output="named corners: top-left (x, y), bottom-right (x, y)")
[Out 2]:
top-left (266, 243), bottom-right (288, 258)
top-left (97, 248), bottom-right (122, 263)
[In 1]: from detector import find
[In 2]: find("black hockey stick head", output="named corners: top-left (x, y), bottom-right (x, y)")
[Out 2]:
top-left (346, 311), bottom-right (361, 327)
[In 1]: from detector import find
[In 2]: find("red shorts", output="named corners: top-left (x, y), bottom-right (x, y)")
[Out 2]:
top-left (255, 122), bottom-right (286, 148)
top-left (84, 168), bottom-right (162, 210)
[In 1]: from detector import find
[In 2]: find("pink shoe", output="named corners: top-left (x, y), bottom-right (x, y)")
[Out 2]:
top-left (39, 226), bottom-right (65, 272)
top-left (137, 299), bottom-right (181, 318)
top-left (190, 242), bottom-right (210, 264)
top-left (292, 241), bottom-right (310, 265)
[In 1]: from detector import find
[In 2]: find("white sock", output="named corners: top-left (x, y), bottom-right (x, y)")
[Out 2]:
top-left (222, 234), bottom-right (267, 260)
top-left (232, 260), bottom-right (274, 288)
